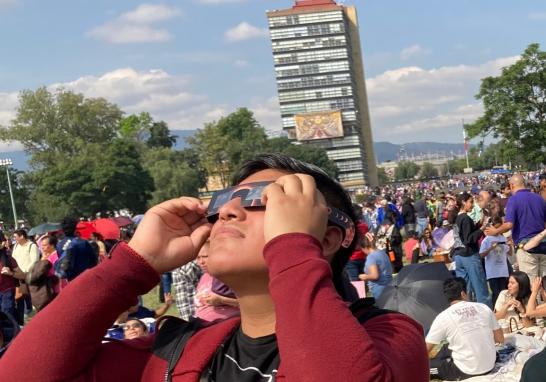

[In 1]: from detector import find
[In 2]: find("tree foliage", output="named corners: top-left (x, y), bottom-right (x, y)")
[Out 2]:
top-left (394, 161), bottom-right (420, 180)
top-left (265, 137), bottom-right (338, 178)
top-left (465, 43), bottom-right (546, 166)
top-left (147, 121), bottom-right (177, 148)
top-left (1, 88), bottom-right (154, 221)
top-left (377, 167), bottom-right (390, 185)
top-left (142, 148), bottom-right (204, 205)
top-left (419, 162), bottom-right (439, 179)
top-left (187, 108), bottom-right (269, 188)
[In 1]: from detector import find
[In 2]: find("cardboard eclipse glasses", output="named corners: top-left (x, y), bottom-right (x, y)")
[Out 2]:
top-left (206, 181), bottom-right (356, 248)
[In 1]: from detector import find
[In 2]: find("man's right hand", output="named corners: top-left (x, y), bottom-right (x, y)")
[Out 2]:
top-left (129, 197), bottom-right (212, 274)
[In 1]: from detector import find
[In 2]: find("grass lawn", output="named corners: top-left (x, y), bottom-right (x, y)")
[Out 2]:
top-left (141, 285), bottom-right (179, 317)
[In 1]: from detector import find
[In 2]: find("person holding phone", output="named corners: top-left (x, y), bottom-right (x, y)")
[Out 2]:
top-left (0, 154), bottom-right (428, 382)
top-left (494, 271), bottom-right (533, 329)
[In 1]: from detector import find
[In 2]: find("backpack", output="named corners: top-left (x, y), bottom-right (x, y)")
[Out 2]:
top-left (54, 238), bottom-right (77, 280)
top-left (151, 298), bottom-right (397, 382)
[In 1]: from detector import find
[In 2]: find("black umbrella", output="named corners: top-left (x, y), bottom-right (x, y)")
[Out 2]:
top-left (375, 262), bottom-right (452, 333)
top-left (28, 222), bottom-right (62, 236)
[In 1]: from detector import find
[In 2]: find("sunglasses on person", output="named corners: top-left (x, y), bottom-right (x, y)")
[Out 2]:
top-left (123, 323), bottom-right (144, 331)
top-left (206, 181), bottom-right (356, 248)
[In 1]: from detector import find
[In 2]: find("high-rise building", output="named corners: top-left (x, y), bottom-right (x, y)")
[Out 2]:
top-left (267, 0), bottom-right (378, 187)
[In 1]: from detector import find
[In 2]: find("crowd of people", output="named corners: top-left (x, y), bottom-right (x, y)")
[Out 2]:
top-left (0, 154), bottom-right (544, 381)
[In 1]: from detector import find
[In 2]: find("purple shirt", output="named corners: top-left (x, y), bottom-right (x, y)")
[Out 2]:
top-left (505, 189), bottom-right (546, 244)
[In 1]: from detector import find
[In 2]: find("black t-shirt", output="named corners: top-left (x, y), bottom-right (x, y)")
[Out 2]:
top-left (204, 327), bottom-right (280, 382)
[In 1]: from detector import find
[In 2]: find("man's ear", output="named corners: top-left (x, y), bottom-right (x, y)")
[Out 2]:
top-left (322, 225), bottom-right (344, 263)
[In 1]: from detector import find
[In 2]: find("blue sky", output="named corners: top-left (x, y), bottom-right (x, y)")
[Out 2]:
top-left (0, 0), bottom-right (545, 150)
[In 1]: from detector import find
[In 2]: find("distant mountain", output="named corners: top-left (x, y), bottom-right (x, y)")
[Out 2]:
top-left (374, 142), bottom-right (469, 163)
top-left (2, 136), bottom-right (468, 172)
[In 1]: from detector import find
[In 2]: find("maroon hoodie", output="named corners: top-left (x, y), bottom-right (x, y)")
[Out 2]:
top-left (0, 234), bottom-right (429, 381)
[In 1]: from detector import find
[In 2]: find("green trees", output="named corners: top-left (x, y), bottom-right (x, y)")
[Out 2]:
top-left (420, 162), bottom-right (439, 178)
top-left (394, 161), bottom-right (420, 180)
top-left (0, 89), bottom-right (338, 223)
top-left (188, 108), bottom-right (338, 187)
top-left (0, 88), bottom-right (155, 221)
top-left (466, 43), bottom-right (546, 167)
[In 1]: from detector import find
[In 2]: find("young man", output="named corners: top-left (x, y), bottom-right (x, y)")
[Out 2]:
top-left (426, 277), bottom-right (504, 381)
top-left (0, 154), bottom-right (428, 381)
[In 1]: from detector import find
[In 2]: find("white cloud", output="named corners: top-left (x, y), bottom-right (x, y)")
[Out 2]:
top-left (528, 12), bottom-right (546, 20)
top-left (400, 44), bottom-right (430, 60)
top-left (249, 96), bottom-right (282, 132)
top-left (233, 59), bottom-right (250, 68)
top-left (366, 56), bottom-right (520, 142)
top-left (0, 0), bottom-right (17, 9)
top-left (87, 4), bottom-right (182, 44)
top-left (225, 22), bottom-right (268, 42)
top-left (120, 4), bottom-right (182, 23)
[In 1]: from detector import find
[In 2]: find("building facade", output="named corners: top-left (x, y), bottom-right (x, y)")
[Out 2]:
top-left (267, 0), bottom-right (378, 187)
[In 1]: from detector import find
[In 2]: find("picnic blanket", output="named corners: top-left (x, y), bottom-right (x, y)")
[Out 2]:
top-left (443, 334), bottom-right (545, 382)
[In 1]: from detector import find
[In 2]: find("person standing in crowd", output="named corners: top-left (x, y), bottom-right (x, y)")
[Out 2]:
top-left (90, 232), bottom-right (107, 262)
top-left (56, 217), bottom-right (98, 282)
top-left (485, 174), bottom-right (546, 279)
top-left (498, 182), bottom-right (511, 214)
top-left (359, 233), bottom-right (393, 299)
top-left (479, 215), bottom-right (511, 306)
top-left (193, 242), bottom-right (239, 322)
top-left (11, 229), bottom-right (39, 325)
top-left (413, 196), bottom-right (429, 236)
top-left (401, 197), bottom-right (416, 236)
top-left (451, 192), bottom-right (491, 308)
top-left (0, 242), bottom-right (25, 320)
top-left (171, 260), bottom-right (203, 321)
top-left (25, 235), bottom-right (60, 311)
top-left (539, 172), bottom-right (546, 202)
top-left (427, 278), bottom-right (503, 381)
top-left (468, 191), bottom-right (491, 224)
top-left (494, 271), bottom-right (533, 328)
top-left (345, 204), bottom-right (369, 281)
top-left (0, 154), bottom-right (429, 381)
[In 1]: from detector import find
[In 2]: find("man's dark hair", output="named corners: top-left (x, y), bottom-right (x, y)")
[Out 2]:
top-left (42, 235), bottom-right (58, 248)
top-left (13, 229), bottom-right (27, 239)
top-left (61, 217), bottom-right (78, 237)
top-left (233, 153), bottom-right (358, 301)
top-left (443, 277), bottom-right (467, 303)
top-left (539, 173), bottom-right (546, 181)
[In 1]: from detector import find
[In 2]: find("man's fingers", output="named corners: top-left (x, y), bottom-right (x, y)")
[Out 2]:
top-left (274, 174), bottom-right (303, 196)
top-left (295, 174), bottom-right (319, 200)
top-left (261, 182), bottom-right (284, 205)
top-left (190, 224), bottom-right (212, 252)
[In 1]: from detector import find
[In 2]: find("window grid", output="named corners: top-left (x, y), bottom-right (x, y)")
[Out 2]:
top-left (275, 61), bottom-right (350, 78)
top-left (274, 48), bottom-right (347, 65)
top-left (277, 73), bottom-right (351, 90)
top-left (279, 86), bottom-right (353, 103)
top-left (269, 22), bottom-right (345, 40)
top-left (280, 98), bottom-right (354, 115)
top-left (272, 36), bottom-right (347, 53)
top-left (268, 11), bottom-right (344, 28)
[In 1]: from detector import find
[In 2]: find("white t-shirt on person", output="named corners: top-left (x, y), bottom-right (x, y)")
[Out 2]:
top-left (479, 235), bottom-right (509, 279)
top-left (494, 289), bottom-right (521, 326)
top-left (426, 300), bottom-right (500, 375)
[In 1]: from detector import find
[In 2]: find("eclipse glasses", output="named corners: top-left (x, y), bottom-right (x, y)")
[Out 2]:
top-left (206, 181), bottom-right (356, 248)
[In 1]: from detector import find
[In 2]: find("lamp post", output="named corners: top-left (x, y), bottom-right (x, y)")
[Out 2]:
top-left (0, 158), bottom-right (18, 229)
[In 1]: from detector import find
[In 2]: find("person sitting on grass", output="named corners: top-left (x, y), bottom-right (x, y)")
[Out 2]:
top-left (494, 271), bottom-right (533, 329)
top-left (0, 153), bottom-right (428, 382)
top-left (426, 277), bottom-right (503, 381)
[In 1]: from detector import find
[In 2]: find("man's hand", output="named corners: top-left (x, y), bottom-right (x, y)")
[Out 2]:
top-left (129, 197), bottom-right (212, 274)
top-left (261, 174), bottom-right (328, 245)
top-left (531, 276), bottom-right (543, 295)
top-left (484, 226), bottom-right (498, 236)
top-left (164, 293), bottom-right (174, 306)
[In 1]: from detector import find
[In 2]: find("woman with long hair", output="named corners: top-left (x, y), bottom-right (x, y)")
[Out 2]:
top-left (494, 271), bottom-right (533, 328)
top-left (451, 192), bottom-right (491, 308)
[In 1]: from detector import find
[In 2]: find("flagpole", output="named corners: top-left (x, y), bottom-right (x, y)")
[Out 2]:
top-left (462, 119), bottom-right (470, 169)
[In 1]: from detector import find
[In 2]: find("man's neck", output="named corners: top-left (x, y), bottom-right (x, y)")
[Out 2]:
top-left (449, 299), bottom-right (466, 306)
top-left (237, 292), bottom-right (276, 339)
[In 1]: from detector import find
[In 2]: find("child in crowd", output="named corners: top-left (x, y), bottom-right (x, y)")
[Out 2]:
top-left (479, 215), bottom-right (511, 306)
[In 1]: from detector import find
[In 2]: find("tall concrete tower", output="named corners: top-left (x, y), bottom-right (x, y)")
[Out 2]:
top-left (267, 0), bottom-right (378, 187)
